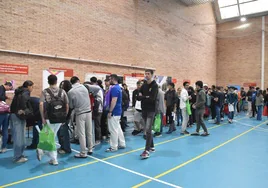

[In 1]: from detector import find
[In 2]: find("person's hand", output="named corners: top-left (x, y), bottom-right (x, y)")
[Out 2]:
top-left (192, 104), bottom-right (196, 109)
top-left (108, 112), bottom-right (112, 119)
top-left (139, 93), bottom-right (142, 96)
top-left (18, 110), bottom-right (25, 115)
top-left (188, 96), bottom-right (192, 100)
top-left (42, 118), bottom-right (46, 125)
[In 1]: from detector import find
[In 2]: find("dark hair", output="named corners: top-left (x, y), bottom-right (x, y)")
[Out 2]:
top-left (110, 74), bottom-right (119, 82)
top-left (70, 76), bottom-right (80, 84)
top-left (23, 80), bottom-right (34, 88)
top-left (216, 86), bottom-right (221, 90)
top-left (137, 81), bottom-right (141, 85)
top-left (212, 85), bottom-right (216, 89)
top-left (256, 87), bottom-right (260, 91)
top-left (168, 82), bottom-right (175, 88)
top-left (195, 81), bottom-right (203, 88)
top-left (188, 86), bottom-right (194, 93)
top-left (263, 90), bottom-right (266, 96)
top-left (241, 87), bottom-right (244, 90)
top-left (90, 77), bottom-right (97, 83)
top-left (183, 82), bottom-right (189, 87)
top-left (4, 81), bottom-right (12, 87)
top-left (145, 69), bottom-right (154, 75)
top-left (59, 80), bottom-right (72, 93)
top-left (48, 75), bottom-right (57, 85)
top-left (257, 90), bottom-right (263, 97)
top-left (97, 79), bottom-right (103, 89)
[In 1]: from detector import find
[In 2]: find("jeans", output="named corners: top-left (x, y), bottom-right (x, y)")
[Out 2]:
top-left (142, 111), bottom-right (155, 151)
top-left (228, 111), bottom-right (234, 120)
top-left (57, 121), bottom-right (71, 153)
top-left (215, 105), bottom-right (221, 123)
top-left (10, 114), bottom-right (26, 161)
top-left (32, 120), bottom-right (42, 146)
top-left (101, 111), bottom-right (109, 137)
top-left (257, 105), bottom-right (263, 121)
top-left (176, 108), bottom-right (183, 126)
top-left (0, 114), bottom-right (9, 149)
top-left (240, 100), bottom-right (246, 112)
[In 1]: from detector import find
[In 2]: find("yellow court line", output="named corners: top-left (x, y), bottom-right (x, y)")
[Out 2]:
top-left (132, 120), bottom-right (268, 188)
top-left (1, 117), bottom-right (245, 187)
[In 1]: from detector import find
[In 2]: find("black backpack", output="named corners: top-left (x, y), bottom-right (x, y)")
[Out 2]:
top-left (45, 88), bottom-right (67, 124)
top-left (122, 89), bottom-right (129, 109)
top-left (10, 87), bottom-right (34, 120)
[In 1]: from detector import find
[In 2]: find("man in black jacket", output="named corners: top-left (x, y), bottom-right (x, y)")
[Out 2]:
top-left (0, 81), bottom-right (13, 101)
top-left (138, 70), bottom-right (158, 159)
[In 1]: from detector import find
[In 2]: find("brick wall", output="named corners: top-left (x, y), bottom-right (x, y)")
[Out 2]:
top-left (0, 0), bottom-right (216, 97)
top-left (217, 16), bottom-right (268, 89)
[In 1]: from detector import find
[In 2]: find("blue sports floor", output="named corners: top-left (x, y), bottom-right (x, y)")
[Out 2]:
top-left (1, 113), bottom-right (268, 188)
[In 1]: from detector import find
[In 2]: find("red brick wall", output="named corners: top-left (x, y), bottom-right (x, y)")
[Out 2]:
top-left (217, 16), bottom-right (268, 89)
top-left (0, 0), bottom-right (216, 97)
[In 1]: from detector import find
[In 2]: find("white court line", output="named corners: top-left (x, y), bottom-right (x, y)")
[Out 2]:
top-left (233, 120), bottom-right (268, 133)
top-left (56, 144), bottom-right (182, 188)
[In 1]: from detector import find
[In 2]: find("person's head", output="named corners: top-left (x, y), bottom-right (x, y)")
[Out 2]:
top-left (212, 85), bottom-right (216, 90)
top-left (70, 76), bottom-right (80, 85)
top-left (256, 87), bottom-right (260, 91)
top-left (183, 81), bottom-right (190, 90)
top-left (122, 83), bottom-right (128, 90)
top-left (229, 87), bottom-right (234, 93)
top-left (257, 89), bottom-right (263, 96)
top-left (48, 75), bottom-right (57, 86)
top-left (262, 90), bottom-right (266, 96)
top-left (90, 77), bottom-right (97, 84)
top-left (104, 77), bottom-right (110, 87)
top-left (23, 80), bottom-right (34, 93)
top-left (177, 87), bottom-right (182, 94)
top-left (136, 81), bottom-right (142, 89)
top-left (188, 86), bottom-right (194, 94)
top-left (4, 81), bottom-right (13, 91)
top-left (216, 86), bottom-right (221, 91)
top-left (144, 69), bottom-right (154, 81)
top-left (251, 87), bottom-right (255, 91)
top-left (59, 80), bottom-right (72, 93)
top-left (97, 79), bottom-right (103, 89)
top-left (168, 82), bottom-right (175, 90)
top-left (241, 87), bottom-right (244, 91)
top-left (110, 74), bottom-right (119, 85)
top-left (195, 81), bottom-right (203, 90)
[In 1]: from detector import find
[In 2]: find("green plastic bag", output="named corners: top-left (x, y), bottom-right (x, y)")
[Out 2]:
top-left (186, 100), bottom-right (192, 115)
top-left (153, 114), bottom-right (161, 133)
top-left (37, 124), bottom-right (56, 151)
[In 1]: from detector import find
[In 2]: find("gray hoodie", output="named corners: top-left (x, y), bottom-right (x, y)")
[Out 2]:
top-left (68, 83), bottom-right (91, 115)
top-left (156, 88), bottom-right (166, 114)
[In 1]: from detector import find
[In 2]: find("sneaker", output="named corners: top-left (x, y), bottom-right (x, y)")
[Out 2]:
top-left (214, 122), bottom-right (220, 125)
top-left (191, 132), bottom-right (200, 136)
top-left (154, 132), bottom-right (162, 137)
top-left (143, 135), bottom-right (147, 140)
top-left (228, 119), bottom-right (232, 123)
top-left (150, 148), bottom-right (155, 153)
top-left (16, 157), bottom-right (28, 163)
top-left (95, 140), bottom-right (101, 146)
top-left (118, 145), bottom-right (126, 149)
top-left (26, 144), bottom-right (37, 150)
top-left (106, 147), bottom-right (118, 152)
top-left (221, 118), bottom-right (224, 121)
top-left (57, 149), bottom-right (66, 154)
top-left (87, 149), bottom-right (93, 155)
top-left (184, 130), bottom-right (190, 134)
top-left (140, 150), bottom-right (150, 159)
top-left (132, 130), bottom-right (141, 136)
top-left (0, 148), bottom-right (7, 153)
top-left (49, 160), bottom-right (59, 166)
top-left (166, 130), bottom-right (173, 134)
top-left (201, 132), bottom-right (210, 136)
top-left (36, 149), bottom-right (43, 161)
top-left (74, 153), bottom-right (88, 158)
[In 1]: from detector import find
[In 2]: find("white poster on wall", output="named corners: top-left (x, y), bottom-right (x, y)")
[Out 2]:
top-left (43, 70), bottom-right (64, 90)
top-left (125, 76), bottom-right (139, 106)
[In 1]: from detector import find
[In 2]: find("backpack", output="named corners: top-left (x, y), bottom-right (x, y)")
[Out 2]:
top-left (45, 88), bottom-right (67, 124)
top-left (10, 87), bottom-right (34, 120)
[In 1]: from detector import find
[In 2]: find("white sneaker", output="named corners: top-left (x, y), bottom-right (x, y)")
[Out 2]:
top-left (49, 160), bottom-right (59, 166)
top-left (16, 157), bottom-right (28, 163)
top-left (95, 140), bottom-right (101, 146)
top-left (0, 148), bottom-right (7, 153)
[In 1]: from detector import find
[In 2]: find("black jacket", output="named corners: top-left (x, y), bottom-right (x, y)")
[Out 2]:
top-left (0, 85), bottom-right (7, 102)
top-left (137, 80), bottom-right (158, 112)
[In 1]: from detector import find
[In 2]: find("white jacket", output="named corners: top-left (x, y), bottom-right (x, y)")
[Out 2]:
top-left (180, 88), bottom-right (189, 109)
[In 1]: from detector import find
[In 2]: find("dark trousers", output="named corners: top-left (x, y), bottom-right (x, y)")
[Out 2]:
top-left (211, 104), bottom-right (216, 119)
top-left (189, 107), bottom-right (196, 125)
top-left (195, 109), bottom-right (208, 133)
top-left (252, 101), bottom-right (257, 117)
top-left (32, 120), bottom-right (42, 146)
top-left (57, 121), bottom-right (71, 153)
top-left (142, 111), bottom-right (155, 151)
top-left (166, 107), bottom-right (175, 131)
top-left (101, 111), bottom-right (109, 137)
top-left (94, 112), bottom-right (102, 141)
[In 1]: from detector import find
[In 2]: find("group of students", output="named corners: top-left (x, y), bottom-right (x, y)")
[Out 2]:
top-left (0, 69), bottom-right (267, 163)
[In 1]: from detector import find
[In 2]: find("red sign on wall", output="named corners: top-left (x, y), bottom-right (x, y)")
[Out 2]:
top-left (243, 83), bottom-right (257, 87)
top-left (0, 63), bottom-right (28, 75)
top-left (49, 67), bottom-right (74, 77)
